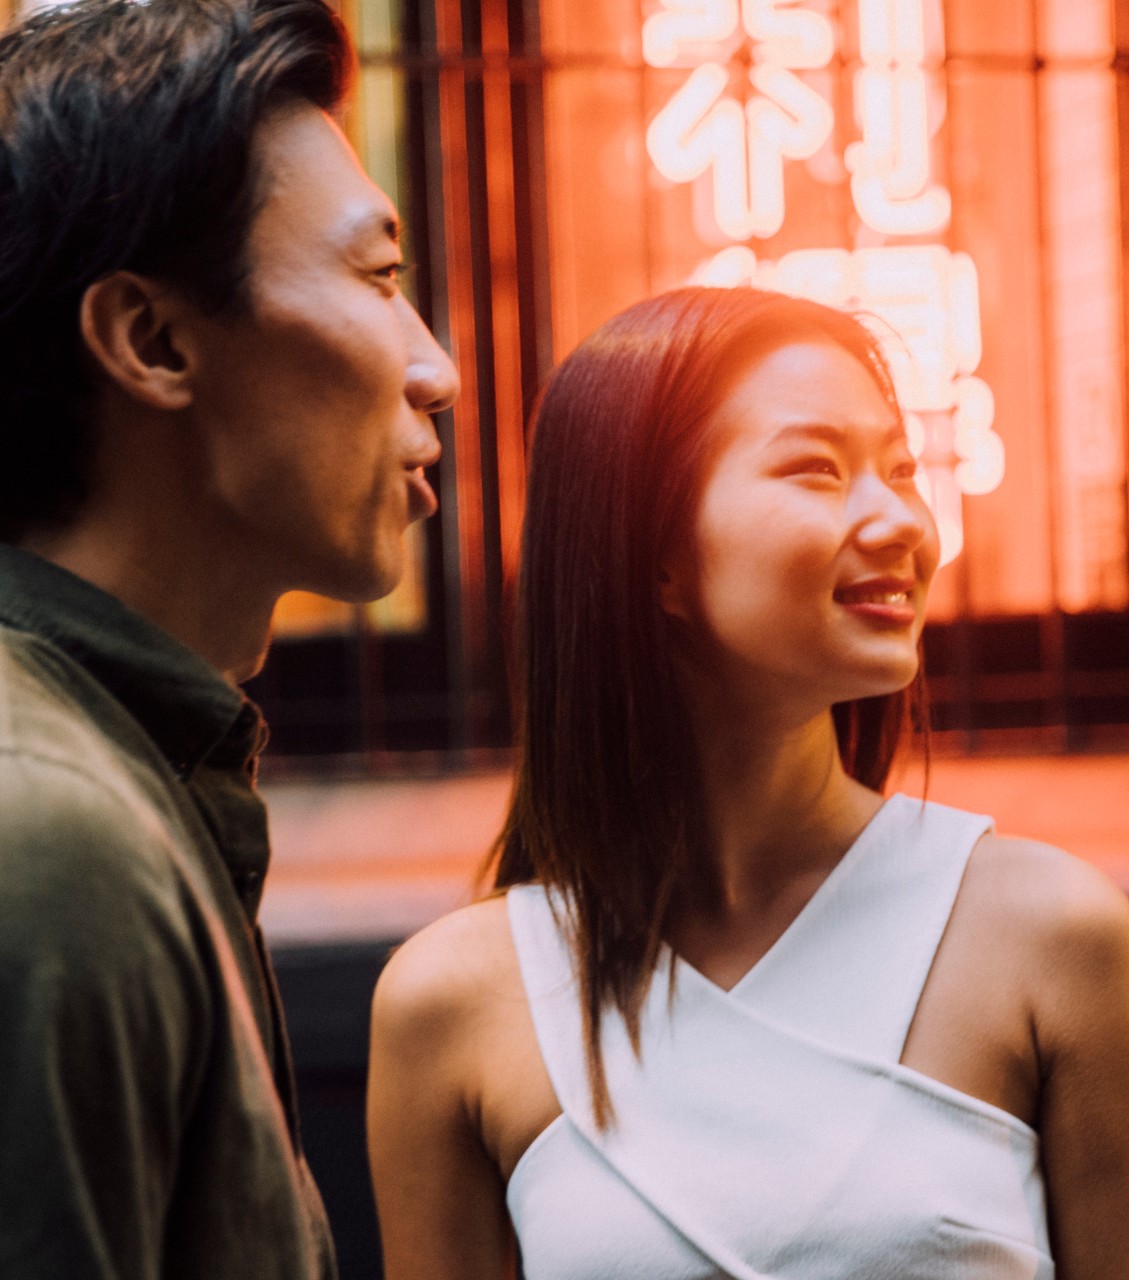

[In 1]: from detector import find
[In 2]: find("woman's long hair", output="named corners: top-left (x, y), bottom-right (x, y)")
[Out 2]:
top-left (491, 287), bottom-right (927, 1125)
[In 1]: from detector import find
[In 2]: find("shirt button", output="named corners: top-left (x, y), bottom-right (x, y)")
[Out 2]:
top-left (240, 870), bottom-right (264, 896)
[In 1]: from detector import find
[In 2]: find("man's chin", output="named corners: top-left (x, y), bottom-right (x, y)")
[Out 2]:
top-left (232, 639), bottom-right (273, 686)
top-left (275, 537), bottom-right (405, 607)
top-left (328, 551), bottom-right (402, 605)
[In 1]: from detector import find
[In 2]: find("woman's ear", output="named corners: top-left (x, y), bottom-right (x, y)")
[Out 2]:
top-left (658, 557), bottom-right (693, 622)
top-left (79, 271), bottom-right (195, 411)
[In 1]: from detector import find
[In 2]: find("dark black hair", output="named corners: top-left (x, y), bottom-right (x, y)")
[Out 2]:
top-left (0, 0), bottom-right (352, 540)
top-left (491, 286), bottom-right (927, 1125)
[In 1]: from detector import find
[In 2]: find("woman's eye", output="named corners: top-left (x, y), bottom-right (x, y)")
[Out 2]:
top-left (890, 457), bottom-right (919, 481)
top-left (790, 457), bottom-right (841, 479)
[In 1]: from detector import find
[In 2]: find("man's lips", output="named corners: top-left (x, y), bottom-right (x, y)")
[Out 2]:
top-left (406, 467), bottom-right (438, 520)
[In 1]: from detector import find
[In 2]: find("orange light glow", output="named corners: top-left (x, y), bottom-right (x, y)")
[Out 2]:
top-left (544, 0), bottom-right (1129, 615)
top-left (1039, 61), bottom-right (1129, 611)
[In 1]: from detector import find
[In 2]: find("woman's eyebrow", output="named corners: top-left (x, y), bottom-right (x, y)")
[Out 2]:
top-left (768, 421), bottom-right (906, 447)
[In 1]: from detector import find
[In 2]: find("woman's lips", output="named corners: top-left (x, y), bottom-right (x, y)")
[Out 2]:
top-left (833, 580), bottom-right (917, 626)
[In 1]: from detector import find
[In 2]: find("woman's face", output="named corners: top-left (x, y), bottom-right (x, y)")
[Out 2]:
top-left (660, 338), bottom-right (940, 712)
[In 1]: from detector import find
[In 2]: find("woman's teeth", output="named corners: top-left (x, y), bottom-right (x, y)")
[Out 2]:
top-left (835, 589), bottom-right (910, 604)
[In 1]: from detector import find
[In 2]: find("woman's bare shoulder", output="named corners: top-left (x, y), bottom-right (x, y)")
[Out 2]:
top-left (968, 840), bottom-right (1129, 1272)
top-left (370, 894), bottom-right (522, 1050)
top-left (967, 833), bottom-right (1129, 1015)
top-left (970, 831), bottom-right (1129, 928)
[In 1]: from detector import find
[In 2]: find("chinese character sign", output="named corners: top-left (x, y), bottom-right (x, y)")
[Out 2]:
top-left (645, 1), bottom-right (835, 238)
top-left (643, 0), bottom-right (1004, 566)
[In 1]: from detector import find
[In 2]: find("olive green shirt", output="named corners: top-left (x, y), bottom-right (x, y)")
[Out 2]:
top-left (0, 545), bottom-right (337, 1279)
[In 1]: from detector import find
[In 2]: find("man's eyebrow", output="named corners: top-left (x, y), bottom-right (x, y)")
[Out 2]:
top-left (768, 421), bottom-right (906, 446)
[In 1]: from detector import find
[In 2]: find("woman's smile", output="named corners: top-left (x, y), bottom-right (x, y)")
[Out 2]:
top-left (832, 575), bottom-right (918, 625)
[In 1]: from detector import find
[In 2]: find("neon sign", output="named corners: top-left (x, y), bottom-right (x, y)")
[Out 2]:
top-left (645, 3), bottom-right (835, 238)
top-left (643, 0), bottom-right (1004, 565)
top-left (847, 0), bottom-right (951, 235)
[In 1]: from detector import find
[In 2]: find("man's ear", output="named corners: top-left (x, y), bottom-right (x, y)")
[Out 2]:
top-left (79, 271), bottom-right (195, 411)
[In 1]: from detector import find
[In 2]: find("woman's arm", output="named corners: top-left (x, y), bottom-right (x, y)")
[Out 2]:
top-left (1032, 852), bottom-right (1129, 1278)
top-left (366, 909), bottom-right (516, 1280)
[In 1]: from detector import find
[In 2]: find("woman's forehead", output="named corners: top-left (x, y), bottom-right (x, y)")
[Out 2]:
top-left (712, 339), bottom-right (899, 435)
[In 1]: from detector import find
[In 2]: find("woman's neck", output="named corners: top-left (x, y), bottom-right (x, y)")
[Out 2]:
top-left (667, 709), bottom-right (885, 989)
top-left (679, 703), bottom-right (884, 926)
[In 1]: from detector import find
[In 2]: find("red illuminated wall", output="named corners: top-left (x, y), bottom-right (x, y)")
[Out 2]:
top-left (537, 0), bottom-right (1129, 622)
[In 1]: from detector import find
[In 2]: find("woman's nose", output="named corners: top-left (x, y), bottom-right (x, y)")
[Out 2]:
top-left (851, 474), bottom-right (929, 553)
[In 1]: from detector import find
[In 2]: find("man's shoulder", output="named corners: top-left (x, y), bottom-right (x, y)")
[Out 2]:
top-left (0, 621), bottom-right (171, 797)
top-left (1, 617), bottom-right (124, 738)
top-left (0, 639), bottom-right (213, 1098)
top-left (0, 626), bottom-right (189, 924)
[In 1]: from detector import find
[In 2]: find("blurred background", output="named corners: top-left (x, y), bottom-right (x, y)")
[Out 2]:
top-left (6, 0), bottom-right (1129, 1274)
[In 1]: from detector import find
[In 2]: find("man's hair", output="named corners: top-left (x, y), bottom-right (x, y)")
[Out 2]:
top-left (0, 0), bottom-right (352, 541)
top-left (491, 286), bottom-right (928, 1126)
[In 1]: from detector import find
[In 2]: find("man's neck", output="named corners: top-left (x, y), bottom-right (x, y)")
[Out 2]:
top-left (18, 521), bottom-right (276, 684)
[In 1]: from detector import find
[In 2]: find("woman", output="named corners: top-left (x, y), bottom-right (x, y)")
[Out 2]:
top-left (367, 288), bottom-right (1129, 1279)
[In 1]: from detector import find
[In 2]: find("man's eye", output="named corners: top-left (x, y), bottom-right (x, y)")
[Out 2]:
top-left (371, 262), bottom-right (410, 292)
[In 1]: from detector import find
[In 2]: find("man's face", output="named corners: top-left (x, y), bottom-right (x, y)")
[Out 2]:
top-left (185, 103), bottom-right (458, 602)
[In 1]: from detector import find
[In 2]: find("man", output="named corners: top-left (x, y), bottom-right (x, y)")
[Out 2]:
top-left (0, 1), bottom-right (457, 1275)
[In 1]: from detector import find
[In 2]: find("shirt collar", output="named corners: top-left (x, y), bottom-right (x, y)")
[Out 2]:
top-left (0, 544), bottom-right (264, 778)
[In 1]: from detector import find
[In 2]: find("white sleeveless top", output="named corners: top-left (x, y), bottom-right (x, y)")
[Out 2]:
top-left (505, 794), bottom-right (1053, 1280)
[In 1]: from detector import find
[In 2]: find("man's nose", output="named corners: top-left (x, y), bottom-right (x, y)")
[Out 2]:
top-left (401, 303), bottom-right (460, 416)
